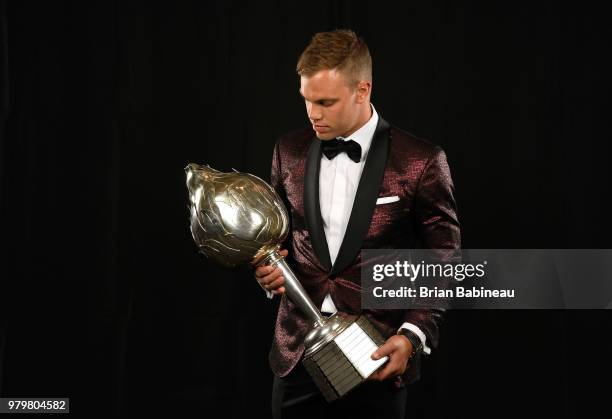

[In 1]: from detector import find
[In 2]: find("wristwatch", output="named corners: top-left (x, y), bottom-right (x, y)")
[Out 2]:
top-left (397, 328), bottom-right (423, 359)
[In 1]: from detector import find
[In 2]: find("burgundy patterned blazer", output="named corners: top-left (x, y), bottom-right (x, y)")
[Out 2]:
top-left (268, 116), bottom-right (461, 385)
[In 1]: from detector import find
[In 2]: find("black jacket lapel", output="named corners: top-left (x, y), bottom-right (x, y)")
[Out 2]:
top-left (304, 137), bottom-right (333, 271)
top-left (330, 117), bottom-right (391, 275)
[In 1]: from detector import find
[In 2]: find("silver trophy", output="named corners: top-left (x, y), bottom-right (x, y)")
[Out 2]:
top-left (185, 163), bottom-right (388, 401)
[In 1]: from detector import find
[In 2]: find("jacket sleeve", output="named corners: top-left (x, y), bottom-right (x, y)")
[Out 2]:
top-left (270, 139), bottom-right (293, 258)
top-left (401, 147), bottom-right (461, 350)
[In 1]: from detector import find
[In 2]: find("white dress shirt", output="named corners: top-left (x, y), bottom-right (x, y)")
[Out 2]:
top-left (265, 104), bottom-right (431, 354)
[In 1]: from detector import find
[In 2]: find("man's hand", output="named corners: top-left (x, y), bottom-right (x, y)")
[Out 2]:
top-left (367, 334), bottom-right (413, 381)
top-left (254, 249), bottom-right (289, 295)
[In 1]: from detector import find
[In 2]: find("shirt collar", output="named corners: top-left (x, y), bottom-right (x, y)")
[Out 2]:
top-left (336, 104), bottom-right (379, 162)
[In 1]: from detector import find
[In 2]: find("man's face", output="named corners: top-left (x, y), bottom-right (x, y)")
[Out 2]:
top-left (299, 69), bottom-right (367, 140)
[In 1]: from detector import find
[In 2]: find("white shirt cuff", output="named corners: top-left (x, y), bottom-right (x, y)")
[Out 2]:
top-left (257, 279), bottom-right (274, 299)
top-left (398, 322), bottom-right (432, 355)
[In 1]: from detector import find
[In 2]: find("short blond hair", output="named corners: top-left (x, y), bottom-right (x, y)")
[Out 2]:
top-left (296, 29), bottom-right (372, 87)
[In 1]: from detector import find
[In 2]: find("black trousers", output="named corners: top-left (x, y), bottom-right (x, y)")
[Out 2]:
top-left (271, 363), bottom-right (409, 419)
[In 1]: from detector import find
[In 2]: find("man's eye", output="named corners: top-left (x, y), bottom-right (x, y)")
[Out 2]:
top-left (320, 101), bottom-right (333, 107)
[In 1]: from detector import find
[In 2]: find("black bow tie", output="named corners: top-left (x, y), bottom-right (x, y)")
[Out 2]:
top-left (321, 138), bottom-right (362, 163)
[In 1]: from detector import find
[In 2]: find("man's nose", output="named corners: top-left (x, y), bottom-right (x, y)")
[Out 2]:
top-left (307, 103), bottom-right (322, 122)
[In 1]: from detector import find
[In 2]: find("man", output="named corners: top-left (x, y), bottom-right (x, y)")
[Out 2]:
top-left (255, 29), bottom-right (461, 419)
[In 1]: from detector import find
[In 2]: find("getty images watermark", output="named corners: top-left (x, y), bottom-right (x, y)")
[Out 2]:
top-left (360, 249), bottom-right (612, 310)
top-left (371, 259), bottom-right (500, 298)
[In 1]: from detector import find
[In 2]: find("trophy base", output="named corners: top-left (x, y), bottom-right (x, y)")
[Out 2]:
top-left (302, 314), bottom-right (388, 402)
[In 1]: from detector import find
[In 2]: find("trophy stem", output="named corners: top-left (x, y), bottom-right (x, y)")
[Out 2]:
top-left (264, 251), bottom-right (326, 327)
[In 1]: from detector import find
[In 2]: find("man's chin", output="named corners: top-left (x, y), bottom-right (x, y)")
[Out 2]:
top-left (314, 132), bottom-right (335, 141)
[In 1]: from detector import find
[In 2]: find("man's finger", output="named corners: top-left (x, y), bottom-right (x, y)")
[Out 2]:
top-left (255, 251), bottom-right (287, 279)
top-left (371, 342), bottom-right (394, 360)
top-left (259, 268), bottom-right (282, 285)
top-left (368, 365), bottom-right (388, 381)
top-left (255, 265), bottom-right (275, 279)
top-left (369, 359), bottom-right (399, 382)
top-left (265, 276), bottom-right (285, 290)
top-left (375, 365), bottom-right (396, 381)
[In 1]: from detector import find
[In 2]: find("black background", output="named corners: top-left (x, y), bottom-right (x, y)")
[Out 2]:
top-left (1, 1), bottom-right (611, 418)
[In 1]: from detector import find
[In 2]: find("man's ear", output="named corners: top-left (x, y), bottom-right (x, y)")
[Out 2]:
top-left (355, 80), bottom-right (372, 103)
